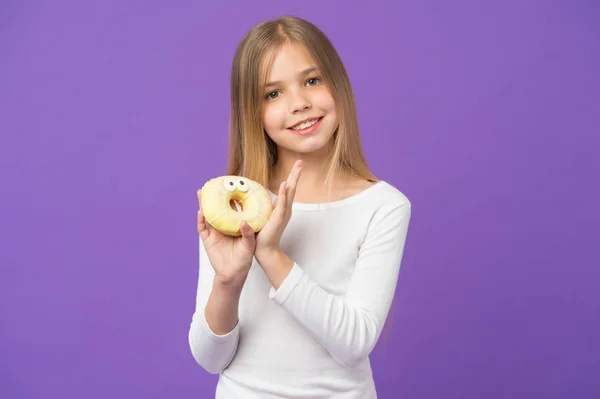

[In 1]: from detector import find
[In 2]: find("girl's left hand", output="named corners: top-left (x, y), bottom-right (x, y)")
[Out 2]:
top-left (255, 160), bottom-right (303, 260)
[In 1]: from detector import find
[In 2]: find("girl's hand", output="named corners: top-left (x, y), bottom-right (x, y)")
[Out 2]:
top-left (255, 160), bottom-right (303, 261)
top-left (197, 189), bottom-right (257, 287)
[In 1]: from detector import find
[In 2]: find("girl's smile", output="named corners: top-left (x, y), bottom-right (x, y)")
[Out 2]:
top-left (287, 116), bottom-right (324, 136)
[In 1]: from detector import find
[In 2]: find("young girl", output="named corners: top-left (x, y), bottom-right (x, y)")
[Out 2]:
top-left (189, 15), bottom-right (411, 398)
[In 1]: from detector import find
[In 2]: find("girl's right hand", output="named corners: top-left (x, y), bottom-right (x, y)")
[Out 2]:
top-left (197, 189), bottom-right (257, 287)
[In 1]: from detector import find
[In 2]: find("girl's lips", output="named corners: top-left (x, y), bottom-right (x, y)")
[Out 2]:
top-left (287, 117), bottom-right (323, 136)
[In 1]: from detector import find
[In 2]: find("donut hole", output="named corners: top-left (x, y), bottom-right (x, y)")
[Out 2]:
top-left (229, 199), bottom-right (243, 212)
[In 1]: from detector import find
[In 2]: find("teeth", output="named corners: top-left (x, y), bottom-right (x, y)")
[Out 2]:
top-left (291, 118), bottom-right (318, 130)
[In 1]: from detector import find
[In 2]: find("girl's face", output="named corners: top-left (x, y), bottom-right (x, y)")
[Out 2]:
top-left (261, 41), bottom-right (338, 160)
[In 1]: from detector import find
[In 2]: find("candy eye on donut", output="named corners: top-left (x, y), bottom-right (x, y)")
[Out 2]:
top-left (236, 178), bottom-right (249, 192)
top-left (223, 177), bottom-right (236, 192)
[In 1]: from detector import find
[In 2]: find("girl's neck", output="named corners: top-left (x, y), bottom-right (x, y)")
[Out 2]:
top-left (270, 155), bottom-right (330, 193)
top-left (269, 152), bottom-right (366, 204)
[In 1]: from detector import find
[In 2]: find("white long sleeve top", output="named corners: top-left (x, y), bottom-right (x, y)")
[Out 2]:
top-left (188, 180), bottom-right (411, 398)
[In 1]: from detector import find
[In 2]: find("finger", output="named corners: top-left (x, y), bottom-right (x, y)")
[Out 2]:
top-left (286, 160), bottom-right (302, 188)
top-left (239, 220), bottom-right (256, 250)
top-left (271, 192), bottom-right (280, 210)
top-left (197, 209), bottom-right (210, 241)
top-left (287, 161), bottom-right (302, 200)
top-left (273, 181), bottom-right (287, 220)
top-left (270, 180), bottom-right (284, 209)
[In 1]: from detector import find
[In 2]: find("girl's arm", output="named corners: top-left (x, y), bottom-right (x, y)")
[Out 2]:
top-left (188, 238), bottom-right (241, 374)
top-left (257, 201), bottom-right (411, 368)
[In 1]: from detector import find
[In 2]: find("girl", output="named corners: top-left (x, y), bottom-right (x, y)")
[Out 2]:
top-left (189, 15), bottom-right (411, 399)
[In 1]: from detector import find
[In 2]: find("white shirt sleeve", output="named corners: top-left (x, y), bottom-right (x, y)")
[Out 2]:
top-left (188, 237), bottom-right (240, 374)
top-left (268, 201), bottom-right (411, 368)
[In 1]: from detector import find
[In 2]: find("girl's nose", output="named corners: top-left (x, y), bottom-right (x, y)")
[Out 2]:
top-left (289, 91), bottom-right (311, 113)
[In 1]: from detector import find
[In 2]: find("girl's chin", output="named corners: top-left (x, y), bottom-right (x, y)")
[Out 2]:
top-left (278, 138), bottom-right (334, 156)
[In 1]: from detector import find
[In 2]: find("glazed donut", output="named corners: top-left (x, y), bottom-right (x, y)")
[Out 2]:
top-left (200, 175), bottom-right (273, 236)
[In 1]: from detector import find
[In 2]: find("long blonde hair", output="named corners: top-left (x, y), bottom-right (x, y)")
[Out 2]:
top-left (226, 15), bottom-right (378, 188)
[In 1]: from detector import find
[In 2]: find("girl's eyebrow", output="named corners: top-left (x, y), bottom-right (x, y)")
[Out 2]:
top-left (265, 67), bottom-right (318, 88)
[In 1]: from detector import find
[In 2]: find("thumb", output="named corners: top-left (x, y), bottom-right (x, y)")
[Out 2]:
top-left (239, 221), bottom-right (256, 250)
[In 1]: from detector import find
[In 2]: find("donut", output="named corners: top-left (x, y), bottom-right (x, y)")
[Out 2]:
top-left (200, 175), bottom-right (273, 236)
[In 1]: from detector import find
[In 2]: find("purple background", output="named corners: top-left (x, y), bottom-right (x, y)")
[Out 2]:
top-left (1, 1), bottom-right (599, 398)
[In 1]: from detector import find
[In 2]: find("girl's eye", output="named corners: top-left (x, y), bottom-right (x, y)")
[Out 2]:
top-left (266, 91), bottom-right (280, 100)
top-left (306, 77), bottom-right (321, 86)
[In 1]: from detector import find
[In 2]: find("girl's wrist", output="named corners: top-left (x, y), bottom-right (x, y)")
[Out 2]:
top-left (213, 272), bottom-right (247, 294)
top-left (255, 245), bottom-right (283, 267)
top-left (254, 245), bottom-right (294, 290)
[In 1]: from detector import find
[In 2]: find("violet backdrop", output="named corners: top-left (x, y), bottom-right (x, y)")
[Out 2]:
top-left (1, 1), bottom-right (599, 398)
